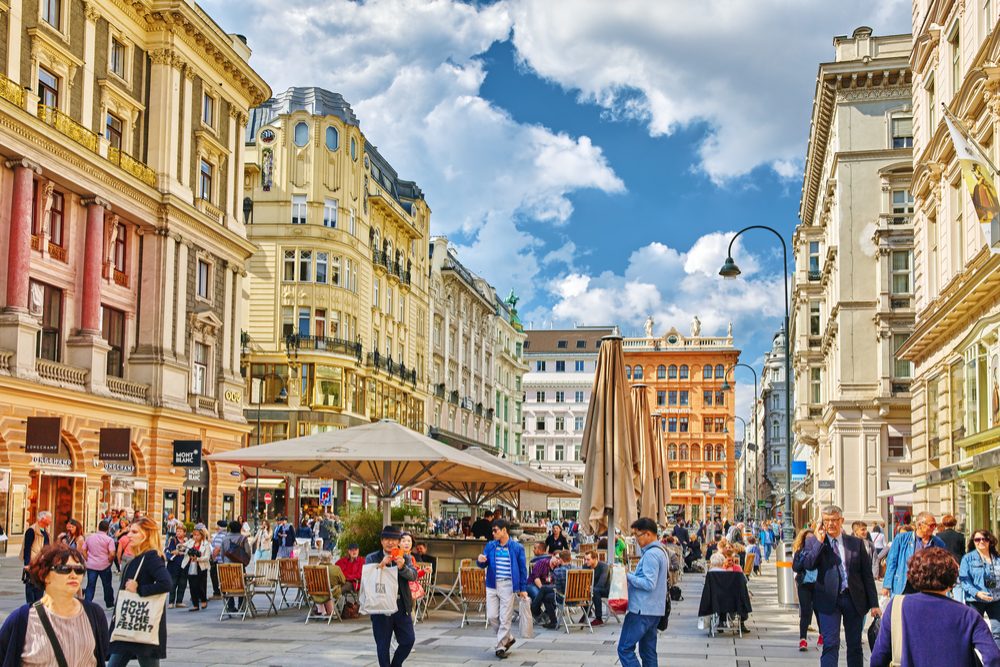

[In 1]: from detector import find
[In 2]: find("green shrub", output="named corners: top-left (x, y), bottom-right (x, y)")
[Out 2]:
top-left (337, 507), bottom-right (383, 557)
top-left (391, 503), bottom-right (426, 523)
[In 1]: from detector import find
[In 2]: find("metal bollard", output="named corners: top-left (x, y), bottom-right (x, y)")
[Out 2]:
top-left (775, 541), bottom-right (799, 607)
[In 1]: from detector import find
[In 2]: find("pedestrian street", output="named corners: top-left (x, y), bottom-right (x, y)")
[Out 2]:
top-left (0, 556), bottom-right (858, 666)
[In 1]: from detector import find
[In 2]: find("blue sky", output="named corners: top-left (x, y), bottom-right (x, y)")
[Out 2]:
top-left (204, 0), bottom-right (911, 417)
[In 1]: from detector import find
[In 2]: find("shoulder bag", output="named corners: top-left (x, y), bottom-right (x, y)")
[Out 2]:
top-left (889, 595), bottom-right (904, 667)
top-left (110, 555), bottom-right (168, 645)
top-left (32, 602), bottom-right (69, 667)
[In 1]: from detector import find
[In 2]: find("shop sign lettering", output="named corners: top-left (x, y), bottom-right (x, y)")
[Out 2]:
top-left (30, 456), bottom-right (72, 470)
top-left (92, 458), bottom-right (135, 475)
top-left (224, 390), bottom-right (242, 403)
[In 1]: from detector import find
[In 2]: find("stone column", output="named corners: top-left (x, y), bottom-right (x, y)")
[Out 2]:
top-left (180, 68), bottom-right (194, 188)
top-left (160, 234), bottom-right (177, 355)
top-left (6, 0), bottom-right (22, 83)
top-left (147, 50), bottom-right (182, 191)
top-left (79, 198), bottom-right (109, 334)
top-left (3, 158), bottom-right (41, 312)
top-left (174, 241), bottom-right (189, 356)
top-left (226, 109), bottom-right (238, 222)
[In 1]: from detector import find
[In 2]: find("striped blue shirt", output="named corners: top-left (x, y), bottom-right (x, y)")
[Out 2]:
top-left (495, 544), bottom-right (512, 580)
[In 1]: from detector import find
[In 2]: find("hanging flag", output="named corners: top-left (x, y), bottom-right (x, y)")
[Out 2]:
top-left (944, 110), bottom-right (1000, 253)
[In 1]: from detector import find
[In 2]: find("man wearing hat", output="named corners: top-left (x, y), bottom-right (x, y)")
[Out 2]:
top-left (366, 525), bottom-right (418, 667)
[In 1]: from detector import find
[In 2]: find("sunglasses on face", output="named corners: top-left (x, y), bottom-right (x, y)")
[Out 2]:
top-left (975, 537), bottom-right (990, 543)
top-left (52, 564), bottom-right (86, 576)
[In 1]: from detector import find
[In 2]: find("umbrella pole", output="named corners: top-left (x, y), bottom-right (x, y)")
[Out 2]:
top-left (382, 461), bottom-right (392, 527)
top-left (383, 499), bottom-right (392, 527)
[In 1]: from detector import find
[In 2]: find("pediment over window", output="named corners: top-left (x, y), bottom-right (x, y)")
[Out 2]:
top-left (188, 304), bottom-right (223, 336)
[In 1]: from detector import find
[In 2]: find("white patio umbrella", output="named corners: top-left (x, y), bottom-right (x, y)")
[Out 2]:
top-left (459, 447), bottom-right (582, 511)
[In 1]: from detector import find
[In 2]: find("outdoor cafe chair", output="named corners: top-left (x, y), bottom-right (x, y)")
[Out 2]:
top-left (579, 543), bottom-right (596, 555)
top-left (218, 563), bottom-right (256, 621)
top-left (742, 552), bottom-right (756, 578)
top-left (249, 559), bottom-right (280, 616)
top-left (278, 557), bottom-right (306, 609)
top-left (556, 568), bottom-right (595, 633)
top-left (698, 570), bottom-right (752, 638)
top-left (432, 558), bottom-right (474, 612)
top-left (303, 565), bottom-right (341, 625)
top-left (414, 563), bottom-right (434, 623)
top-left (458, 567), bottom-right (488, 629)
top-left (307, 554), bottom-right (322, 566)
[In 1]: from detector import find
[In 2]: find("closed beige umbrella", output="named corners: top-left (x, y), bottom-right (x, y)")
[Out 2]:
top-left (652, 414), bottom-right (671, 517)
top-left (579, 335), bottom-right (640, 545)
top-left (631, 384), bottom-right (663, 525)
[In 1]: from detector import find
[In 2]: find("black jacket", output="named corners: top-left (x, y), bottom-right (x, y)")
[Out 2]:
top-left (698, 571), bottom-right (752, 620)
top-left (365, 550), bottom-right (418, 615)
top-left (110, 550), bottom-right (172, 659)
top-left (938, 528), bottom-right (967, 564)
top-left (794, 533), bottom-right (878, 617)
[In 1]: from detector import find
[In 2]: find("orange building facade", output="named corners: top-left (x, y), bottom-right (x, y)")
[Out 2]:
top-left (623, 322), bottom-right (739, 522)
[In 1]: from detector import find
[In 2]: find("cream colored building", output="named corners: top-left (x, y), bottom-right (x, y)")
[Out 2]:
top-left (493, 294), bottom-right (527, 460)
top-left (902, 3), bottom-right (1000, 533)
top-left (791, 27), bottom-right (914, 524)
top-left (242, 87), bottom-right (430, 518)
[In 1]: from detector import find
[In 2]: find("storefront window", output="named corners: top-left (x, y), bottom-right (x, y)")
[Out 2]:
top-left (314, 366), bottom-right (343, 408)
top-left (247, 363), bottom-right (289, 404)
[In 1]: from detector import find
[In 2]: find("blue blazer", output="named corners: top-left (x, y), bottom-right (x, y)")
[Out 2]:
top-left (883, 532), bottom-right (946, 596)
top-left (477, 539), bottom-right (528, 593)
top-left (871, 592), bottom-right (1000, 667)
top-left (793, 533), bottom-right (877, 616)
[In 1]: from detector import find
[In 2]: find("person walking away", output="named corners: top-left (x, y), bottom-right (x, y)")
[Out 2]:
top-left (209, 520), bottom-right (227, 599)
top-left (960, 529), bottom-right (1000, 648)
top-left (477, 519), bottom-right (528, 658)
top-left (759, 522), bottom-right (774, 563)
top-left (793, 505), bottom-right (879, 667)
top-left (278, 519), bottom-right (296, 559)
top-left (582, 549), bottom-right (610, 626)
top-left (183, 528), bottom-right (210, 612)
top-left (336, 543), bottom-right (364, 595)
top-left (882, 512), bottom-right (946, 597)
top-left (871, 547), bottom-right (1000, 667)
top-left (165, 526), bottom-right (189, 608)
top-left (108, 516), bottom-right (172, 667)
top-left (0, 543), bottom-right (110, 666)
top-left (270, 517), bottom-right (285, 560)
top-left (83, 520), bottom-right (117, 610)
top-left (366, 526), bottom-right (417, 667)
top-left (791, 527), bottom-right (822, 652)
top-left (21, 512), bottom-right (52, 604)
top-left (617, 517), bottom-right (669, 667)
top-left (471, 510), bottom-right (493, 541)
top-left (746, 537), bottom-right (762, 575)
top-left (219, 521), bottom-right (250, 612)
top-left (939, 514), bottom-right (967, 565)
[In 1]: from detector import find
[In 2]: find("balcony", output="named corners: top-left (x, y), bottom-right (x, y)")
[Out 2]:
top-left (433, 383), bottom-right (445, 399)
top-left (107, 376), bottom-right (150, 403)
top-left (38, 105), bottom-right (98, 153)
top-left (195, 197), bottom-right (224, 224)
top-left (296, 335), bottom-right (362, 359)
top-left (48, 242), bottom-right (67, 263)
top-left (113, 269), bottom-right (129, 288)
top-left (891, 381), bottom-right (911, 396)
top-left (880, 212), bottom-right (913, 227)
top-left (365, 352), bottom-right (417, 385)
top-left (189, 393), bottom-right (218, 414)
top-left (36, 358), bottom-right (88, 387)
top-left (808, 270), bottom-right (821, 281)
top-left (107, 146), bottom-right (157, 188)
top-left (448, 390), bottom-right (459, 405)
top-left (0, 73), bottom-right (24, 107)
top-left (372, 249), bottom-right (390, 274)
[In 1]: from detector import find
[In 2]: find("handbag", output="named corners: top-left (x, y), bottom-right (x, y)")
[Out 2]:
top-left (889, 595), bottom-right (904, 667)
top-left (518, 595), bottom-right (535, 638)
top-left (110, 555), bottom-right (168, 645)
top-left (866, 615), bottom-right (881, 651)
top-left (359, 563), bottom-right (399, 615)
top-left (33, 602), bottom-right (69, 667)
top-left (408, 580), bottom-right (426, 600)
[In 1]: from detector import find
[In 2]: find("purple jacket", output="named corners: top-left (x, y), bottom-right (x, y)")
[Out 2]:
top-left (870, 592), bottom-right (1000, 667)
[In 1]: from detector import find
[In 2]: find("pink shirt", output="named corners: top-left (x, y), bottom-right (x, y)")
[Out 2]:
top-left (83, 532), bottom-right (115, 570)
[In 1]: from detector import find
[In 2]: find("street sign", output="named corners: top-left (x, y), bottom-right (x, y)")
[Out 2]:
top-left (818, 480), bottom-right (835, 489)
top-left (319, 486), bottom-right (332, 506)
top-left (264, 492), bottom-right (273, 505)
top-left (757, 500), bottom-right (765, 507)
top-left (230, 470), bottom-right (241, 477)
top-left (699, 476), bottom-right (713, 492)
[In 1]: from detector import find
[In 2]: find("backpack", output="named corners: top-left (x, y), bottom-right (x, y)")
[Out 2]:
top-left (224, 535), bottom-right (250, 567)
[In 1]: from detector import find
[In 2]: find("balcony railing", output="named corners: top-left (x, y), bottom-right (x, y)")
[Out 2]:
top-left (48, 243), bottom-right (67, 263)
top-left (113, 269), bottom-right (129, 288)
top-left (433, 383), bottom-right (445, 399)
top-left (365, 352), bottom-right (417, 385)
top-left (0, 73), bottom-right (24, 107)
top-left (107, 376), bottom-right (150, 402)
top-left (296, 335), bottom-right (362, 359)
top-left (880, 212), bottom-right (913, 226)
top-left (36, 358), bottom-right (88, 386)
top-left (891, 381), bottom-right (911, 396)
top-left (38, 105), bottom-right (99, 153)
top-left (107, 146), bottom-right (157, 188)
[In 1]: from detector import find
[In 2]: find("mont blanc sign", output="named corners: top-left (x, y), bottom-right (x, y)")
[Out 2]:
top-left (172, 440), bottom-right (202, 468)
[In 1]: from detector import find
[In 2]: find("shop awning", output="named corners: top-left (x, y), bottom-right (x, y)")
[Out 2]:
top-left (240, 477), bottom-right (286, 489)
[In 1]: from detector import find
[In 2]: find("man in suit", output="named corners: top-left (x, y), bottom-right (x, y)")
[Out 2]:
top-left (793, 505), bottom-right (880, 667)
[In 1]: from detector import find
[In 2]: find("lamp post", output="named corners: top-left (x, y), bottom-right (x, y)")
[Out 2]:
top-left (719, 225), bottom-right (794, 542)
top-left (721, 362), bottom-right (759, 523)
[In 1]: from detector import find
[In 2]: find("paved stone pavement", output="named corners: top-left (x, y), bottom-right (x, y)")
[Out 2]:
top-left (0, 556), bottom-right (874, 665)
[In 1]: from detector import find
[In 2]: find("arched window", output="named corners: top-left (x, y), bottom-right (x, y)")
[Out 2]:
top-left (668, 444), bottom-right (677, 460)
top-left (679, 444), bottom-right (689, 460)
top-left (704, 446), bottom-right (713, 461)
top-left (715, 472), bottom-right (724, 489)
top-left (669, 471), bottom-right (677, 490)
top-left (633, 366), bottom-right (644, 380)
top-left (679, 472), bottom-right (688, 489)
top-left (690, 444), bottom-right (700, 461)
top-left (294, 121), bottom-right (309, 147)
top-left (350, 137), bottom-right (358, 160)
top-left (657, 365), bottom-right (666, 379)
top-left (703, 365), bottom-right (713, 379)
top-left (325, 126), bottom-right (339, 151)
top-left (772, 421), bottom-right (780, 439)
top-left (714, 364), bottom-right (725, 378)
top-left (679, 364), bottom-right (689, 379)
top-left (625, 365), bottom-right (632, 379)
top-left (668, 365), bottom-right (677, 379)
top-left (716, 444), bottom-right (726, 460)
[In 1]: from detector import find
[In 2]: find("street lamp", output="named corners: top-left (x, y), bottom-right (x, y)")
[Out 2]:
top-left (721, 362), bottom-right (760, 523)
top-left (719, 225), bottom-right (794, 543)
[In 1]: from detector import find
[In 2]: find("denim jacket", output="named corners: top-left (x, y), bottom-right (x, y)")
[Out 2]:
top-left (883, 532), bottom-right (946, 595)
top-left (960, 551), bottom-right (1000, 600)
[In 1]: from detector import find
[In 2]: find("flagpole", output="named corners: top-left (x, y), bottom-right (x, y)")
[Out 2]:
top-left (942, 104), bottom-right (1000, 175)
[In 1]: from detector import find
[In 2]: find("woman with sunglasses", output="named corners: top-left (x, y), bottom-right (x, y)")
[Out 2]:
top-left (961, 529), bottom-right (1000, 648)
top-left (0, 543), bottom-right (110, 666)
top-left (108, 517), bottom-right (172, 667)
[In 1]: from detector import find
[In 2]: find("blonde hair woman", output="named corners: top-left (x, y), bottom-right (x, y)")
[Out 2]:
top-left (108, 517), bottom-right (172, 667)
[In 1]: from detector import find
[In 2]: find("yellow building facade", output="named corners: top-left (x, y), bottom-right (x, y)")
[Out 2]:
top-left (242, 87), bottom-right (430, 518)
top-left (0, 0), bottom-right (269, 549)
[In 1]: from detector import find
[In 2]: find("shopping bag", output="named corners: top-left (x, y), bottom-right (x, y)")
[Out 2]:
top-left (518, 595), bottom-right (535, 639)
top-left (359, 563), bottom-right (399, 615)
top-left (110, 557), bottom-right (167, 645)
top-left (608, 563), bottom-right (628, 610)
top-left (866, 615), bottom-right (881, 651)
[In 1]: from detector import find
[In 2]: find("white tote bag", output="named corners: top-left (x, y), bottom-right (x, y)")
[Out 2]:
top-left (110, 556), bottom-right (168, 645)
top-left (359, 563), bottom-right (399, 615)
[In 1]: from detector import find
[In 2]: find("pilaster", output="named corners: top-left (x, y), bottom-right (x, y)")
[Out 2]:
top-left (6, 0), bottom-right (21, 82)
top-left (174, 240), bottom-right (189, 357)
top-left (80, 3), bottom-right (98, 131)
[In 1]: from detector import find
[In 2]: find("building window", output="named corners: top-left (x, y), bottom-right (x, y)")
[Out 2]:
top-left (314, 309), bottom-right (326, 338)
top-left (668, 365), bottom-right (677, 379)
top-left (714, 364), bottom-right (725, 378)
top-left (625, 365), bottom-right (632, 379)
top-left (535, 418), bottom-right (545, 431)
top-left (714, 417), bottom-right (725, 432)
top-left (102, 306), bottom-right (125, 377)
top-left (808, 241), bottom-right (821, 278)
top-left (575, 391), bottom-right (584, 403)
top-left (926, 74), bottom-right (936, 132)
top-left (202, 93), bottom-right (215, 128)
top-left (316, 252), bottom-right (328, 284)
top-left (634, 366), bottom-right (644, 380)
top-left (949, 24), bottom-right (961, 96)
top-left (291, 194), bottom-right (307, 225)
top-left (192, 342), bottom-right (209, 395)
top-left (49, 191), bottom-right (64, 247)
top-left (283, 250), bottom-right (296, 281)
top-left (535, 360), bottom-right (546, 372)
top-left (555, 391), bottom-right (565, 403)
top-left (349, 207), bottom-right (356, 236)
top-left (703, 390), bottom-right (712, 406)
top-left (716, 445), bottom-right (725, 460)
top-left (668, 417), bottom-right (677, 432)
top-left (891, 116), bottom-right (913, 149)
top-left (715, 390), bottom-right (725, 405)
top-left (703, 365), bottom-right (712, 379)
top-left (294, 121), bottom-right (309, 147)
top-left (668, 444), bottom-right (677, 460)
top-left (888, 436), bottom-right (907, 459)
top-left (199, 160), bottom-right (213, 201)
top-left (809, 301), bottom-right (821, 336)
top-left (196, 259), bottom-right (211, 299)
top-left (298, 250), bottom-right (312, 282)
top-left (325, 126), bottom-right (339, 151)
top-left (705, 446), bottom-right (714, 461)
top-left (372, 278), bottom-right (380, 308)
top-left (703, 418), bottom-right (713, 433)
top-left (893, 334), bottom-right (912, 378)
top-left (680, 390), bottom-right (689, 406)
top-left (41, 0), bottom-right (60, 29)
top-left (810, 367), bottom-right (822, 404)
top-left (679, 417), bottom-right (688, 432)
top-left (772, 421), bottom-right (780, 439)
top-left (987, 0), bottom-right (994, 36)
top-left (35, 282), bottom-right (62, 362)
top-left (112, 222), bottom-right (126, 272)
top-left (678, 472), bottom-right (687, 489)
top-left (323, 198), bottom-right (338, 228)
top-left (574, 360), bottom-right (584, 372)
top-left (297, 307), bottom-right (310, 336)
top-left (351, 137), bottom-right (358, 161)
top-left (658, 391), bottom-right (667, 406)
top-left (106, 113), bottom-right (123, 151)
top-left (554, 444), bottom-right (564, 461)
top-left (574, 416), bottom-right (584, 430)
top-left (38, 67), bottom-right (59, 108)
top-left (556, 340), bottom-right (567, 349)
top-left (680, 365), bottom-right (689, 379)
top-left (679, 444), bottom-right (689, 460)
top-left (891, 251), bottom-right (912, 294)
top-left (892, 189), bottom-right (914, 223)
top-left (535, 391), bottom-right (545, 402)
top-left (771, 449), bottom-right (781, 467)
top-left (110, 37), bottom-right (127, 78)
top-left (657, 365), bottom-right (666, 379)
top-left (555, 417), bottom-right (565, 431)
top-left (555, 360), bottom-right (566, 372)
top-left (667, 390), bottom-right (676, 405)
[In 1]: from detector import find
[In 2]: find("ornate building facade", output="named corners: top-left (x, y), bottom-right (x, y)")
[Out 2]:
top-left (0, 0), bottom-right (269, 548)
top-left (758, 329), bottom-right (792, 520)
top-left (791, 28), bottom-right (914, 524)
top-left (493, 294), bottom-right (527, 460)
top-left (241, 87), bottom-right (430, 518)
top-left (622, 319), bottom-right (739, 522)
top-left (902, 2), bottom-right (1000, 533)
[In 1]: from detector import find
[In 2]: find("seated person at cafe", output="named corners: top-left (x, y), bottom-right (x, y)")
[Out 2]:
top-left (335, 542), bottom-right (364, 593)
top-left (582, 550), bottom-right (610, 626)
top-left (527, 542), bottom-right (552, 601)
top-left (550, 550), bottom-right (574, 602)
top-left (470, 511), bottom-right (494, 540)
top-left (685, 535), bottom-right (702, 571)
top-left (530, 551), bottom-right (561, 629)
top-left (412, 542), bottom-right (437, 571)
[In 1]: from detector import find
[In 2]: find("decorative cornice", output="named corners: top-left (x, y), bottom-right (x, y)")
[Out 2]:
top-left (835, 85), bottom-right (911, 102)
